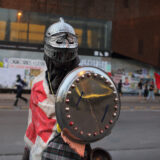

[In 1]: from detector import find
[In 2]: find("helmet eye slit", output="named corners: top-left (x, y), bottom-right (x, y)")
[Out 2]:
top-left (56, 40), bottom-right (63, 44)
top-left (68, 40), bottom-right (74, 44)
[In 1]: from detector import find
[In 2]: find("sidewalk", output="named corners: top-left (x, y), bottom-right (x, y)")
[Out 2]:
top-left (120, 95), bottom-right (160, 111)
top-left (0, 93), bottom-right (30, 109)
top-left (0, 93), bottom-right (159, 110)
top-left (120, 95), bottom-right (160, 102)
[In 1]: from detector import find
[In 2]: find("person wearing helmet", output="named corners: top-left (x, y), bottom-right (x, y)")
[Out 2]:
top-left (43, 17), bottom-right (79, 94)
top-left (22, 18), bottom-right (89, 160)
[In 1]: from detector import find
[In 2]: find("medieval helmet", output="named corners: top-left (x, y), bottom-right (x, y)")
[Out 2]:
top-left (44, 17), bottom-right (78, 64)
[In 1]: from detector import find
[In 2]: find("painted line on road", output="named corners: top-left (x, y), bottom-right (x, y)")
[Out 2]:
top-left (0, 109), bottom-right (27, 112)
top-left (122, 110), bottom-right (160, 112)
top-left (0, 153), bottom-right (23, 156)
top-left (121, 106), bottom-right (160, 111)
top-left (0, 106), bottom-right (12, 109)
top-left (121, 106), bottom-right (130, 110)
top-left (0, 106), bottom-right (28, 110)
top-left (134, 106), bottom-right (146, 110)
top-left (108, 146), bottom-right (160, 151)
top-left (150, 106), bottom-right (160, 110)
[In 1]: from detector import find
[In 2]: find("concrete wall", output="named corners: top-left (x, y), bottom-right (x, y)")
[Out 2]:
top-left (0, 0), bottom-right (160, 68)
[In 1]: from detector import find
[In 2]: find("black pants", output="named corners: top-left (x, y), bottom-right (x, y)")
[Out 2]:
top-left (14, 90), bottom-right (27, 106)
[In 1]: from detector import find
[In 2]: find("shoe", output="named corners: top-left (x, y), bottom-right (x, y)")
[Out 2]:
top-left (13, 104), bottom-right (17, 107)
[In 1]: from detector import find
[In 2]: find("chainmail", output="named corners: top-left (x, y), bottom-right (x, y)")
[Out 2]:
top-left (44, 54), bottom-right (80, 94)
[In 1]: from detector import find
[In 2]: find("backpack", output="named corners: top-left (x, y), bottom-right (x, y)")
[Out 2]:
top-left (21, 80), bottom-right (27, 88)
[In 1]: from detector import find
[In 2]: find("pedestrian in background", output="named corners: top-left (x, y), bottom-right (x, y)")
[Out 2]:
top-left (118, 79), bottom-right (123, 96)
top-left (143, 82), bottom-right (149, 100)
top-left (138, 79), bottom-right (143, 100)
top-left (147, 80), bottom-right (155, 101)
top-left (13, 74), bottom-right (28, 107)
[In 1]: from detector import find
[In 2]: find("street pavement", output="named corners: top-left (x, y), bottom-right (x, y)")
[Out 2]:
top-left (0, 93), bottom-right (159, 111)
top-left (0, 93), bottom-right (160, 160)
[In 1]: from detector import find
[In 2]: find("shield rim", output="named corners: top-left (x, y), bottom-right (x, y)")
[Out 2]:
top-left (55, 66), bottom-right (121, 143)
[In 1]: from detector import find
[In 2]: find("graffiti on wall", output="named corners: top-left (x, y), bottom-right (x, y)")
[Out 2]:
top-left (112, 69), bottom-right (155, 94)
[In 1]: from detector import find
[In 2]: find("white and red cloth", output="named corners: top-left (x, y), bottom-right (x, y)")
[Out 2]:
top-left (24, 71), bottom-right (57, 160)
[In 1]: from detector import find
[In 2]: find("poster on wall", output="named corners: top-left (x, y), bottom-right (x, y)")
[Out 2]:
top-left (112, 74), bottom-right (122, 84)
top-left (79, 58), bottom-right (111, 73)
top-left (0, 58), bottom-right (46, 89)
top-left (0, 68), bottom-right (28, 88)
top-left (113, 72), bottom-right (153, 94)
top-left (113, 72), bottom-right (143, 94)
top-left (7, 58), bottom-right (47, 70)
top-left (121, 74), bottom-right (140, 94)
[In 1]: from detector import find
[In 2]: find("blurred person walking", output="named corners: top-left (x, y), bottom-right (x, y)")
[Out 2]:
top-left (13, 74), bottom-right (28, 107)
top-left (138, 79), bottom-right (143, 100)
top-left (147, 80), bottom-right (155, 101)
top-left (118, 79), bottom-right (123, 96)
top-left (143, 82), bottom-right (149, 100)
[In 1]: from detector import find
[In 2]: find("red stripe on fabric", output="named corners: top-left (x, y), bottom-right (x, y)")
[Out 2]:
top-left (31, 80), bottom-right (47, 105)
top-left (33, 106), bottom-right (56, 143)
top-left (26, 80), bottom-right (56, 144)
top-left (26, 122), bottom-right (37, 144)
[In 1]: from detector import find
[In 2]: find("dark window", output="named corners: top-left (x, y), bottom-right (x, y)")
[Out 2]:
top-left (138, 40), bottom-right (143, 55)
top-left (123, 0), bottom-right (129, 8)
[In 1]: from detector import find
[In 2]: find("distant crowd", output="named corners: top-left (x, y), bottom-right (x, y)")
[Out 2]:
top-left (137, 79), bottom-right (155, 101)
top-left (117, 78), bottom-right (156, 101)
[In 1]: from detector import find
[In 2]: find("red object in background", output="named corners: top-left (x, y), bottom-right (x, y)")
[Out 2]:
top-left (154, 73), bottom-right (160, 89)
top-left (107, 72), bottom-right (112, 77)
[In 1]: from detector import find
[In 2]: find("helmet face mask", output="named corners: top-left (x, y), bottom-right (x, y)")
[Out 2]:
top-left (45, 32), bottom-right (78, 49)
top-left (44, 18), bottom-right (78, 64)
top-left (44, 44), bottom-right (78, 63)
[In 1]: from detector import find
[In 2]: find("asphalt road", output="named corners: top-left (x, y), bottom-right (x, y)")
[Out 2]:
top-left (0, 109), bottom-right (160, 160)
top-left (0, 94), bottom-right (160, 160)
top-left (92, 111), bottom-right (160, 160)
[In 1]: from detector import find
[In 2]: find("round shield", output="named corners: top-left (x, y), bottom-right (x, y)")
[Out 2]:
top-left (55, 66), bottom-right (121, 143)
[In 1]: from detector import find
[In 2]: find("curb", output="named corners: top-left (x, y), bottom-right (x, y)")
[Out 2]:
top-left (0, 106), bottom-right (28, 110)
top-left (0, 106), bottom-right (160, 111)
top-left (121, 106), bottom-right (160, 111)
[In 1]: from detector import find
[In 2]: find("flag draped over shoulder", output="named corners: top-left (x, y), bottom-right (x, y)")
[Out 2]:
top-left (24, 71), bottom-right (57, 160)
top-left (154, 73), bottom-right (160, 89)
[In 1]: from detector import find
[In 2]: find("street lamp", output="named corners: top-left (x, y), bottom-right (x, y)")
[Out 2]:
top-left (17, 11), bottom-right (22, 22)
top-left (17, 11), bottom-right (23, 41)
